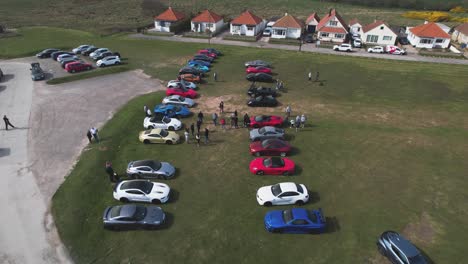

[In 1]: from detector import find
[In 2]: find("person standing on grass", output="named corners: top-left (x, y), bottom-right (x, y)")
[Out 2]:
top-left (190, 123), bottom-right (195, 136)
top-left (285, 105), bottom-right (291, 118)
top-left (234, 115), bottom-right (239, 129)
top-left (198, 111), bottom-right (204, 123)
top-left (204, 128), bottom-right (210, 144)
top-left (308, 72), bottom-right (312, 81)
top-left (184, 128), bottom-right (190, 144)
top-left (220, 117), bottom-right (226, 129)
top-left (212, 112), bottom-right (218, 126)
top-left (219, 101), bottom-right (224, 113)
top-left (86, 130), bottom-right (92, 143)
top-left (105, 161), bottom-right (120, 183)
top-left (3, 115), bottom-right (15, 130)
top-left (146, 108), bottom-right (152, 117)
top-left (144, 105), bottom-right (148, 116)
top-left (315, 71), bottom-right (320, 82)
top-left (195, 133), bottom-right (200, 147)
top-left (230, 113), bottom-right (235, 128)
top-left (301, 114), bottom-right (307, 128)
top-left (280, 81), bottom-right (284, 90)
top-left (295, 115), bottom-right (301, 132)
top-left (243, 113), bottom-right (250, 128)
top-left (90, 127), bottom-right (99, 143)
top-left (234, 110), bottom-right (238, 118)
top-left (196, 120), bottom-right (202, 134)
top-left (213, 72), bottom-right (218, 81)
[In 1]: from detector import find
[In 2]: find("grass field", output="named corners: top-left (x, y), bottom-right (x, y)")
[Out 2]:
top-left (2, 27), bottom-right (465, 263)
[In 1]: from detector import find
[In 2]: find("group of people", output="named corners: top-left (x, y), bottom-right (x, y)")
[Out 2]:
top-left (184, 111), bottom-right (210, 146)
top-left (275, 79), bottom-right (284, 90)
top-left (285, 105), bottom-right (307, 132)
top-left (86, 127), bottom-right (100, 143)
top-left (308, 71), bottom-right (320, 82)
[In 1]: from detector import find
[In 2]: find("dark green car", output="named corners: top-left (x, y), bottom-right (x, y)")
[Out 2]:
top-left (30, 62), bottom-right (45, 81)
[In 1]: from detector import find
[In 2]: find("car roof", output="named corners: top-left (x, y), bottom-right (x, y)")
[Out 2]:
top-left (291, 208), bottom-right (309, 220)
top-left (149, 128), bottom-right (164, 134)
top-left (278, 182), bottom-right (298, 192)
top-left (262, 126), bottom-right (276, 131)
top-left (388, 233), bottom-right (420, 256)
top-left (120, 180), bottom-right (153, 191)
top-left (133, 159), bottom-right (158, 168)
top-left (118, 204), bottom-right (137, 218)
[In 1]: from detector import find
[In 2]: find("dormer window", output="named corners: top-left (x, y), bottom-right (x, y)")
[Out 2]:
top-left (380, 26), bottom-right (384, 30)
top-left (329, 21), bottom-right (338, 26)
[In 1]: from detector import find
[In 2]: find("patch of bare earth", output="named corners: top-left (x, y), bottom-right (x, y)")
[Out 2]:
top-left (402, 212), bottom-right (440, 247)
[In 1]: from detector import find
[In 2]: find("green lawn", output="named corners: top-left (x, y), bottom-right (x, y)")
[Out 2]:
top-left (3, 27), bottom-right (468, 263)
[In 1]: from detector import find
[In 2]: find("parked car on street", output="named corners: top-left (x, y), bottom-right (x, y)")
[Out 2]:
top-left (304, 34), bottom-right (314, 43)
top-left (247, 86), bottom-right (277, 97)
top-left (0, 68), bottom-right (3, 81)
top-left (377, 231), bottom-right (428, 264)
top-left (263, 27), bottom-right (272, 37)
top-left (246, 66), bottom-right (272, 74)
top-left (250, 115), bottom-right (283, 128)
top-left (249, 138), bottom-right (292, 157)
top-left (256, 182), bottom-right (309, 206)
top-left (166, 86), bottom-right (198, 98)
top-left (162, 95), bottom-right (195, 107)
top-left (154, 104), bottom-right (191, 118)
top-left (65, 61), bottom-right (92, 73)
top-left (30, 63), bottom-right (45, 81)
top-left (367, 46), bottom-right (385, 53)
top-left (333, 43), bottom-right (353, 52)
top-left (249, 157), bottom-right (295, 175)
top-left (264, 208), bottom-right (326, 234)
top-left (398, 37), bottom-right (410, 45)
top-left (167, 80), bottom-right (197, 90)
top-left (36, 48), bottom-right (59, 58)
top-left (143, 115), bottom-right (182, 130)
top-left (353, 39), bottom-right (362, 48)
top-left (246, 73), bottom-right (273, 82)
top-left (127, 159), bottom-right (176, 179)
top-left (113, 180), bottom-right (170, 204)
top-left (178, 74), bottom-right (201, 84)
top-left (72, 45), bottom-right (94, 54)
top-left (103, 204), bottom-right (165, 230)
top-left (386, 45), bottom-right (406, 55)
top-left (245, 60), bottom-right (271, 68)
top-left (249, 126), bottom-right (285, 141)
top-left (138, 128), bottom-right (180, 145)
top-left (247, 95), bottom-right (278, 107)
top-left (96, 55), bottom-right (121, 67)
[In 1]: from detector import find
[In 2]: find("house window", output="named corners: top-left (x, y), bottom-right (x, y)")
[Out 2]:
top-left (274, 29), bottom-right (286, 36)
top-left (206, 23), bottom-right (213, 28)
top-left (383, 36), bottom-right (392, 41)
top-left (160, 21), bottom-right (166, 27)
top-left (366, 35), bottom-right (378, 43)
top-left (420, 38), bottom-right (433, 44)
top-left (335, 33), bottom-right (344, 39)
top-left (247, 26), bottom-right (254, 31)
top-left (435, 39), bottom-right (444, 43)
top-left (321, 32), bottom-right (329, 37)
top-left (329, 21), bottom-right (338, 26)
top-left (380, 26), bottom-right (384, 30)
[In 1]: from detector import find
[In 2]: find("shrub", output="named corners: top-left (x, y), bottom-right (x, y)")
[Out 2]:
top-left (450, 6), bottom-right (468, 13)
top-left (402, 11), bottom-right (452, 22)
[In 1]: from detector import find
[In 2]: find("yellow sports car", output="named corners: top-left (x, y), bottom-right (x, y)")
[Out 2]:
top-left (139, 128), bottom-right (180, 144)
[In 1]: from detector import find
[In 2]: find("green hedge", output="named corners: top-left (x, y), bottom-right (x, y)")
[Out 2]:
top-left (183, 32), bottom-right (212, 39)
top-left (144, 31), bottom-right (175, 36)
top-left (268, 38), bottom-right (301, 46)
top-left (222, 35), bottom-right (258, 42)
top-left (419, 49), bottom-right (465, 59)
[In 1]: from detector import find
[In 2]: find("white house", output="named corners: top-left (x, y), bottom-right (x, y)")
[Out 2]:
top-left (348, 18), bottom-right (362, 34)
top-left (230, 10), bottom-right (265, 36)
top-left (153, 7), bottom-right (186, 32)
top-left (271, 13), bottom-right (304, 39)
top-left (362, 20), bottom-right (397, 46)
top-left (406, 22), bottom-right (451, 49)
top-left (452, 23), bottom-right (468, 45)
top-left (191, 10), bottom-right (224, 34)
top-left (316, 9), bottom-right (348, 43)
top-left (305, 13), bottom-right (320, 33)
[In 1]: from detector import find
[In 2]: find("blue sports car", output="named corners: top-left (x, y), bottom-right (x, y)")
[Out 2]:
top-left (264, 208), bottom-right (326, 234)
top-left (187, 64), bottom-right (210, 73)
top-left (188, 60), bottom-right (211, 67)
top-left (154, 104), bottom-right (191, 118)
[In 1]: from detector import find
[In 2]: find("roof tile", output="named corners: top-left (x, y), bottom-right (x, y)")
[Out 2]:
top-left (410, 22), bottom-right (450, 38)
top-left (192, 10), bottom-right (223, 23)
top-left (272, 14), bottom-right (304, 28)
top-left (231, 10), bottom-right (263, 26)
top-left (154, 7), bottom-right (185, 22)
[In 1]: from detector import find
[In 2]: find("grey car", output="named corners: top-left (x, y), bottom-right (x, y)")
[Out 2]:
top-left (245, 60), bottom-right (271, 68)
top-left (103, 204), bottom-right (165, 230)
top-left (30, 63), bottom-right (45, 81)
top-left (377, 231), bottom-right (428, 264)
top-left (249, 126), bottom-right (285, 141)
top-left (126, 160), bottom-right (176, 179)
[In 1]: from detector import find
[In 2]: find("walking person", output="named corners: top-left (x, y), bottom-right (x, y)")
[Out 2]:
top-left (213, 72), bottom-right (218, 81)
top-left (300, 114), bottom-right (307, 128)
top-left (144, 105), bottom-right (148, 116)
top-left (3, 115), bottom-right (15, 130)
top-left (219, 101), bottom-right (224, 113)
top-left (285, 105), bottom-right (291, 118)
top-left (196, 120), bottom-right (202, 134)
top-left (308, 71), bottom-right (312, 81)
top-left (90, 127), bottom-right (100, 143)
top-left (315, 71), bottom-right (320, 82)
top-left (234, 116), bottom-right (239, 129)
top-left (212, 112), bottom-right (218, 126)
top-left (280, 81), bottom-right (284, 90)
top-left (243, 113), bottom-right (250, 128)
top-left (290, 118), bottom-right (295, 128)
top-left (234, 110), bottom-right (238, 118)
top-left (190, 123), bottom-right (195, 136)
top-left (184, 128), bottom-right (190, 144)
top-left (230, 113), bottom-right (235, 128)
top-left (204, 128), bottom-right (210, 144)
top-left (275, 79), bottom-right (280, 90)
top-left (105, 161), bottom-right (120, 183)
top-left (146, 107), bottom-right (152, 117)
top-left (220, 118), bottom-right (226, 129)
top-left (195, 133), bottom-right (200, 147)
top-left (86, 130), bottom-right (93, 143)
top-left (295, 115), bottom-right (301, 132)
top-left (197, 111), bottom-right (204, 123)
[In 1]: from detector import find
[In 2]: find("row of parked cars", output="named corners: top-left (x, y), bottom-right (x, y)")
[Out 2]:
top-left (243, 60), bottom-right (280, 107)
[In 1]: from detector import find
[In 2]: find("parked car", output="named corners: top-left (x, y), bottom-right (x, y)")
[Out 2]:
top-left (82, 47), bottom-right (99, 56)
top-left (51, 51), bottom-right (73, 61)
top-left (351, 33), bottom-right (361, 40)
top-left (127, 159), bottom-right (176, 179)
top-left (92, 51), bottom-right (114, 61)
top-left (103, 204), bottom-right (165, 230)
top-left (65, 61), bottom-right (92, 73)
top-left (246, 73), bottom-right (273, 82)
top-left (179, 67), bottom-right (203, 76)
top-left (72, 45), bottom-right (94, 54)
top-left (386, 45), bottom-right (406, 55)
top-left (57, 53), bottom-right (78, 63)
top-left (187, 60), bottom-right (211, 67)
top-left (250, 115), bottom-right (283, 128)
top-left (139, 128), bottom-right (180, 144)
top-left (353, 39), bottom-right (362, 48)
top-left (247, 95), bottom-right (278, 107)
top-left (367, 46), bottom-right (385, 53)
top-left (187, 63), bottom-right (210, 73)
top-left (246, 66), bottom-right (272, 74)
top-left (256, 182), bottom-right (309, 206)
top-left (197, 50), bottom-right (217, 58)
top-left (264, 208), bottom-right (326, 234)
top-left (166, 86), bottom-right (198, 98)
top-left (167, 80), bottom-right (197, 90)
top-left (333, 43), bottom-right (353, 52)
top-left (398, 37), bottom-right (410, 45)
top-left (377, 231), bottom-right (428, 264)
top-left (249, 138), bottom-right (292, 157)
top-left (245, 60), bottom-right (271, 68)
top-left (113, 180), bottom-right (170, 204)
top-left (304, 34), bottom-right (314, 43)
top-left (249, 126), bottom-right (285, 141)
top-left (96, 55), bottom-right (121, 67)
top-left (162, 95), bottom-right (195, 107)
top-left (263, 27), bottom-right (272, 37)
top-left (249, 157), bottom-right (295, 175)
top-left (36, 48), bottom-right (59, 58)
top-left (143, 116), bottom-right (182, 130)
top-left (30, 62), bottom-right (45, 81)
top-left (60, 57), bottom-right (82, 68)
top-left (193, 54), bottom-right (214, 62)
top-left (89, 48), bottom-right (110, 58)
top-left (247, 86), bottom-right (277, 97)
top-left (178, 74), bottom-right (201, 84)
top-left (154, 104), bottom-right (191, 118)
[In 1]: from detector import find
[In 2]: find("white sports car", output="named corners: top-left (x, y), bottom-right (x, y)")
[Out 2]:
top-left (143, 116), bottom-right (182, 130)
top-left (167, 80), bottom-right (197, 90)
top-left (113, 180), bottom-right (170, 204)
top-left (256, 182), bottom-right (309, 206)
top-left (162, 95), bottom-right (195, 107)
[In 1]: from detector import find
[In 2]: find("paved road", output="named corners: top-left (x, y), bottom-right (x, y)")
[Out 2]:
top-left (130, 34), bottom-right (468, 65)
top-left (0, 59), bottom-right (162, 264)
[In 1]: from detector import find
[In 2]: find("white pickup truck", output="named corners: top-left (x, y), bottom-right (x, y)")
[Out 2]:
top-left (333, 43), bottom-right (353, 52)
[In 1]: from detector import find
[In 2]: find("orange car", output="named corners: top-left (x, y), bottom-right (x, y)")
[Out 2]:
top-left (178, 74), bottom-right (201, 83)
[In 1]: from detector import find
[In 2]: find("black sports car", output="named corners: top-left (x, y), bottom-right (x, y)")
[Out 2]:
top-left (204, 48), bottom-right (222, 55)
top-left (36, 48), bottom-right (59, 58)
top-left (247, 95), bottom-right (278, 107)
top-left (246, 73), bottom-right (273, 83)
top-left (247, 86), bottom-right (277, 97)
top-left (193, 54), bottom-right (214, 62)
top-left (179, 67), bottom-right (203, 76)
top-left (82, 47), bottom-right (99, 56)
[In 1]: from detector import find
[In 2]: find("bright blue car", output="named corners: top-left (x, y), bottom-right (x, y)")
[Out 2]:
top-left (187, 64), bottom-right (210, 73)
top-left (154, 104), bottom-right (191, 118)
top-left (188, 60), bottom-right (211, 67)
top-left (264, 208), bottom-right (326, 234)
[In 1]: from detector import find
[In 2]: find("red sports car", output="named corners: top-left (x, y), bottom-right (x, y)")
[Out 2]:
top-left (250, 115), bottom-right (284, 128)
top-left (249, 157), bottom-right (295, 176)
top-left (246, 66), bottom-right (272, 74)
top-left (249, 139), bottom-right (292, 157)
top-left (166, 87), bottom-right (197, 99)
top-left (197, 50), bottom-right (217, 58)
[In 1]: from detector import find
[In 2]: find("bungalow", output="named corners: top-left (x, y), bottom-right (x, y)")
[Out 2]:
top-left (271, 13), bottom-right (304, 39)
top-left (362, 20), bottom-right (397, 46)
top-left (305, 13), bottom-right (320, 33)
top-left (191, 10), bottom-right (224, 34)
top-left (230, 10), bottom-right (265, 36)
top-left (348, 18), bottom-right (362, 35)
top-left (406, 22), bottom-right (451, 49)
top-left (153, 7), bottom-right (186, 32)
top-left (452, 23), bottom-right (468, 45)
top-left (316, 9), bottom-right (348, 43)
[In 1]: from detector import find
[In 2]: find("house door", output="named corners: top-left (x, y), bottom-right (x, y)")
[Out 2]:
top-left (307, 25), bottom-right (316, 33)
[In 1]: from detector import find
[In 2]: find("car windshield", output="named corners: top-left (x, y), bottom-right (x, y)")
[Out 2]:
top-left (254, 116), bottom-right (263, 122)
top-left (261, 139), bottom-right (273, 147)
top-left (162, 117), bottom-right (171, 123)
top-left (148, 160), bottom-right (162, 170)
top-left (132, 206), bottom-right (147, 221)
top-left (263, 158), bottom-right (272, 167)
top-left (144, 130), bottom-right (151, 135)
top-left (408, 254), bottom-right (427, 264)
top-left (258, 127), bottom-right (266, 134)
top-left (308, 211), bottom-right (318, 223)
top-left (296, 184), bottom-right (303, 193)
top-left (271, 184), bottom-right (282, 196)
top-left (109, 206), bottom-right (122, 218)
top-left (159, 129), bottom-right (169, 137)
top-left (282, 210), bottom-right (293, 223)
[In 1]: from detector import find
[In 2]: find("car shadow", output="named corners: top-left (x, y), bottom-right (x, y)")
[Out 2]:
top-left (417, 247), bottom-right (436, 264)
top-left (44, 72), bottom-right (54, 80)
top-left (0, 85), bottom-right (6, 93)
top-left (289, 147), bottom-right (300, 156)
top-left (308, 191), bottom-right (320, 203)
top-left (294, 165), bottom-right (303, 176)
top-left (169, 189), bottom-right (179, 203)
top-left (161, 211), bottom-right (174, 229)
top-left (0, 148), bottom-right (11, 158)
top-left (324, 216), bottom-right (340, 234)
top-left (283, 133), bottom-right (295, 141)
top-left (1, 74), bottom-right (15, 82)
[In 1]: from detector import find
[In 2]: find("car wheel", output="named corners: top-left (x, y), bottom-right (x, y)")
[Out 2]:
top-left (143, 139), bottom-right (150, 144)
top-left (256, 171), bottom-right (264, 175)
top-left (295, 200), bottom-right (304, 206)
top-left (168, 126), bottom-right (174, 131)
top-left (166, 140), bottom-right (173, 145)
top-left (115, 61), bottom-right (120, 65)
top-left (264, 202), bottom-right (272, 207)
top-left (280, 152), bottom-right (286, 157)
top-left (334, 48), bottom-right (338, 51)
top-left (151, 199), bottom-right (161, 204)
top-left (369, 51), bottom-right (373, 53)
top-left (255, 152), bottom-right (261, 157)
top-left (104, 225), bottom-right (115, 230)
top-left (120, 197), bottom-right (129, 203)
top-left (282, 171), bottom-right (289, 176)
top-left (272, 228), bottom-right (283, 233)
top-left (377, 244), bottom-right (386, 256)
top-left (148, 125), bottom-right (154, 129)
top-left (71, 69), bottom-right (76, 73)
top-left (346, 49), bottom-right (351, 52)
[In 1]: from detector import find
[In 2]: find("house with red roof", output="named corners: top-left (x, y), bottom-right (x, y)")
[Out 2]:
top-left (271, 13), bottom-right (304, 39)
top-left (316, 9), bottom-right (348, 43)
top-left (406, 22), bottom-right (451, 49)
top-left (348, 18), bottom-right (362, 35)
top-left (230, 10), bottom-right (266, 36)
top-left (305, 13), bottom-right (320, 33)
top-left (191, 10), bottom-right (224, 34)
top-left (362, 20), bottom-right (397, 46)
top-left (452, 23), bottom-right (468, 46)
top-left (153, 7), bottom-right (186, 32)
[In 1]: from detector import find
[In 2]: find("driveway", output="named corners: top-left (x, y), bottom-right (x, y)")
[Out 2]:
top-left (0, 59), bottom-right (162, 264)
